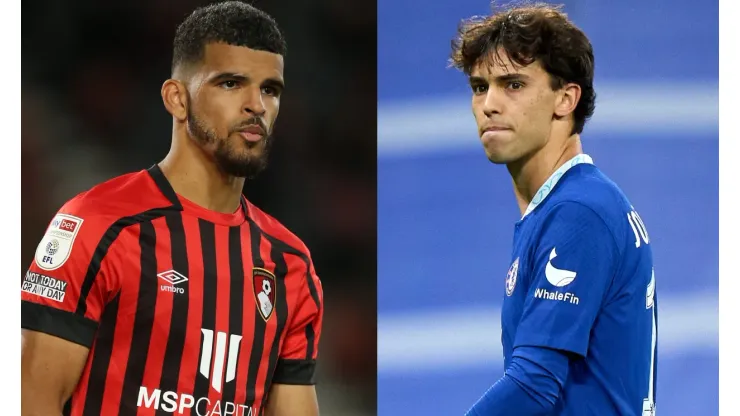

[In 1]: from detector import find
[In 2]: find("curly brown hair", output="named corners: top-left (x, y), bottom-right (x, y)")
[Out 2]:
top-left (450, 3), bottom-right (595, 135)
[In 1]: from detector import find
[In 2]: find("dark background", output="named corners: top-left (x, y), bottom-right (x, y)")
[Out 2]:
top-left (22, 0), bottom-right (376, 414)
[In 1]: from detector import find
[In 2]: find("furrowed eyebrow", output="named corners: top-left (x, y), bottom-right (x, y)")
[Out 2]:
top-left (494, 73), bottom-right (530, 83)
top-left (469, 73), bottom-right (530, 86)
top-left (469, 76), bottom-right (487, 84)
top-left (208, 72), bottom-right (285, 91)
top-left (209, 72), bottom-right (248, 83)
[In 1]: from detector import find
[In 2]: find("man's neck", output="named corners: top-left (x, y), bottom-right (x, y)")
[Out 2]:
top-left (508, 133), bottom-right (583, 217)
top-left (158, 136), bottom-right (245, 215)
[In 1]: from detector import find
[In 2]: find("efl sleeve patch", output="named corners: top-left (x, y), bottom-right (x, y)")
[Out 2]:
top-left (34, 214), bottom-right (84, 271)
top-left (22, 208), bottom-right (119, 326)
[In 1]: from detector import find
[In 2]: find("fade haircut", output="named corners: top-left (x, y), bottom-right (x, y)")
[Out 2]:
top-left (172, 1), bottom-right (287, 75)
top-left (450, 2), bottom-right (595, 135)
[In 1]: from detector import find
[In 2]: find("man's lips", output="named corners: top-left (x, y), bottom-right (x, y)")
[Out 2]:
top-left (238, 124), bottom-right (265, 142)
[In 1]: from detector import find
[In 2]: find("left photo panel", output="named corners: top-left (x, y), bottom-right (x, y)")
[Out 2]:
top-left (20, 1), bottom-right (377, 415)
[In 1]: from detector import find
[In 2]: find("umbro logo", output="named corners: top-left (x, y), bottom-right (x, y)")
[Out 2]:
top-left (158, 270), bottom-right (188, 285)
top-left (158, 270), bottom-right (188, 294)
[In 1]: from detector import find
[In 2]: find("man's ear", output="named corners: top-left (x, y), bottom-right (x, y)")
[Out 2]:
top-left (161, 79), bottom-right (189, 122)
top-left (554, 82), bottom-right (581, 119)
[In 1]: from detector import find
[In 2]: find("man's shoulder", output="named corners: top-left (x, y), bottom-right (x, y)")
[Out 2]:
top-left (530, 166), bottom-right (636, 256)
top-left (551, 165), bottom-right (633, 223)
top-left (57, 169), bottom-right (173, 230)
top-left (245, 200), bottom-right (312, 260)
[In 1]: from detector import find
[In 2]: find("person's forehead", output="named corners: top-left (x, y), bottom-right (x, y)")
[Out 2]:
top-left (201, 42), bottom-right (284, 74)
top-left (470, 49), bottom-right (544, 78)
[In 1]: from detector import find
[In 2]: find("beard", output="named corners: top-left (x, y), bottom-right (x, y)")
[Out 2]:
top-left (187, 108), bottom-right (273, 179)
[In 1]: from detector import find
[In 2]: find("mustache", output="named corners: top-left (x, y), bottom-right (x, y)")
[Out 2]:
top-left (230, 117), bottom-right (268, 135)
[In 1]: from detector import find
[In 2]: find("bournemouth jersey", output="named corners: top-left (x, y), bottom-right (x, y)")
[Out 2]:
top-left (21, 165), bottom-right (324, 416)
top-left (501, 154), bottom-right (657, 415)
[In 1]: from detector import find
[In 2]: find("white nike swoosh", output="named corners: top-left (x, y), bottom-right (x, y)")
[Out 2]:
top-left (545, 248), bottom-right (577, 287)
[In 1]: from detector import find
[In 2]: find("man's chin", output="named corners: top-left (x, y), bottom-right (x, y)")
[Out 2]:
top-left (485, 149), bottom-right (513, 165)
top-left (214, 153), bottom-right (269, 179)
top-left (213, 137), bottom-right (272, 178)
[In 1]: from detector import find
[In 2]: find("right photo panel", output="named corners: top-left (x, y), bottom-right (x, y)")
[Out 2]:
top-left (377, 0), bottom-right (718, 415)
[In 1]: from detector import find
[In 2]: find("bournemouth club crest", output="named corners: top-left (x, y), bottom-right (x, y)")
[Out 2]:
top-left (505, 258), bottom-right (520, 296)
top-left (253, 268), bottom-right (276, 321)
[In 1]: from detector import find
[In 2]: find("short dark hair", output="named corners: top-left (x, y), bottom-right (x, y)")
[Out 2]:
top-left (172, 1), bottom-right (287, 74)
top-left (450, 3), bottom-right (595, 135)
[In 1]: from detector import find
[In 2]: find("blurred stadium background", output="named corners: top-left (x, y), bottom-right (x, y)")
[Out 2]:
top-left (378, 0), bottom-right (718, 415)
top-left (22, 1), bottom-right (375, 415)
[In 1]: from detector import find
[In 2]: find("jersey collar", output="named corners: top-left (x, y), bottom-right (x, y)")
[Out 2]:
top-left (521, 153), bottom-right (594, 220)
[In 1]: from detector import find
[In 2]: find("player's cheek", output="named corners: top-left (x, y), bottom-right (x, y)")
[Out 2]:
top-left (266, 101), bottom-right (279, 127)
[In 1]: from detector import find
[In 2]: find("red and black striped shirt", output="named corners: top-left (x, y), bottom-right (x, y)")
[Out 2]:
top-left (21, 165), bottom-right (323, 416)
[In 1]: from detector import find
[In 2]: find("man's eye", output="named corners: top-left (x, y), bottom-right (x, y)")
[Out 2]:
top-left (472, 84), bottom-right (488, 94)
top-left (508, 81), bottom-right (524, 90)
top-left (221, 81), bottom-right (238, 89)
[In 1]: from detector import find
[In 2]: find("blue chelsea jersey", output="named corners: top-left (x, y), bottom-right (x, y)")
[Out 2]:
top-left (501, 155), bottom-right (657, 415)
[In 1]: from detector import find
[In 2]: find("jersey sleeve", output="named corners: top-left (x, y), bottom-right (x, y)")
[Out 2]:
top-left (273, 257), bottom-right (324, 385)
top-left (514, 201), bottom-right (619, 357)
top-left (21, 205), bottom-right (119, 349)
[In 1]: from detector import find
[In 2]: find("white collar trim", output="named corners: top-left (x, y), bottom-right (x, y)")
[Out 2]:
top-left (521, 154), bottom-right (594, 219)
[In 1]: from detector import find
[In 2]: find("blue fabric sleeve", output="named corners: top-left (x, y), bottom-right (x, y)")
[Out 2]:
top-left (465, 346), bottom-right (569, 415)
top-left (515, 202), bottom-right (619, 356)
